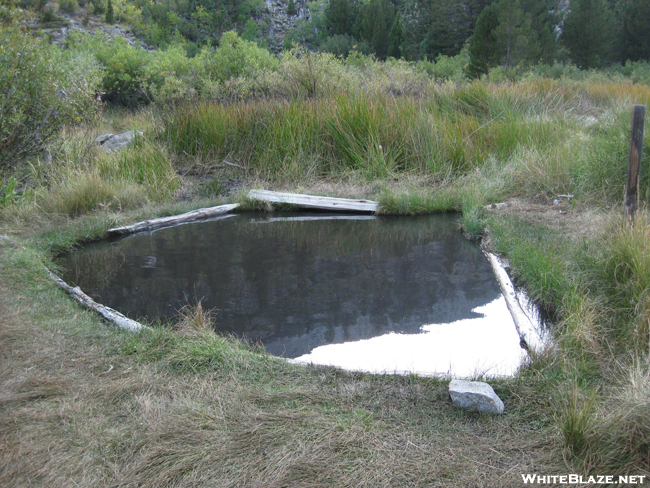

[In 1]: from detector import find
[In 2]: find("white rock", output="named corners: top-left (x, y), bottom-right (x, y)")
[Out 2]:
top-left (449, 379), bottom-right (505, 414)
top-left (95, 130), bottom-right (143, 153)
top-left (94, 133), bottom-right (113, 144)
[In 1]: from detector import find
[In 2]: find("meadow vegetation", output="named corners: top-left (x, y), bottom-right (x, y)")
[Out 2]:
top-left (2, 10), bottom-right (650, 485)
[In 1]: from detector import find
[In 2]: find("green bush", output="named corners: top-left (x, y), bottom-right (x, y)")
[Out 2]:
top-left (58, 0), bottom-right (77, 14)
top-left (91, 0), bottom-right (104, 15)
top-left (0, 26), bottom-right (102, 169)
top-left (105, 0), bottom-right (114, 24)
top-left (88, 35), bottom-right (150, 106)
top-left (142, 43), bottom-right (205, 105)
top-left (320, 34), bottom-right (372, 58)
top-left (0, 175), bottom-right (18, 207)
top-left (628, 60), bottom-right (650, 85)
top-left (418, 48), bottom-right (469, 82)
top-left (203, 30), bottom-right (277, 83)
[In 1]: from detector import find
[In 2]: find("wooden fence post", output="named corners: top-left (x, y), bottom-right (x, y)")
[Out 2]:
top-left (625, 105), bottom-right (646, 219)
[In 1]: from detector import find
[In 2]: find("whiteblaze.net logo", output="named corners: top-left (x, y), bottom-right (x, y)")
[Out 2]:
top-left (521, 474), bottom-right (646, 484)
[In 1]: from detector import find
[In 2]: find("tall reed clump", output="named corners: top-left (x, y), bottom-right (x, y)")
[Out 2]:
top-left (325, 94), bottom-right (414, 178)
top-left (564, 361), bottom-right (650, 476)
top-left (490, 211), bottom-right (650, 474)
top-left (34, 172), bottom-right (144, 217)
top-left (594, 215), bottom-right (650, 354)
top-left (97, 137), bottom-right (179, 200)
top-left (20, 134), bottom-right (178, 217)
top-left (163, 85), bottom-right (574, 184)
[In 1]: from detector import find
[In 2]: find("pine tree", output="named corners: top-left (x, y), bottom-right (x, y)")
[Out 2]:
top-left (519, 0), bottom-right (558, 63)
top-left (466, 3), bottom-right (501, 77)
top-left (561, 0), bottom-right (616, 68)
top-left (420, 1), bottom-right (456, 59)
top-left (388, 14), bottom-right (403, 58)
top-left (462, 0), bottom-right (494, 36)
top-left (356, 0), bottom-right (394, 60)
top-left (616, 0), bottom-right (650, 62)
top-left (287, 0), bottom-right (297, 17)
top-left (105, 0), bottom-right (114, 24)
top-left (326, 0), bottom-right (353, 36)
top-left (403, 0), bottom-right (493, 61)
top-left (494, 0), bottom-right (535, 68)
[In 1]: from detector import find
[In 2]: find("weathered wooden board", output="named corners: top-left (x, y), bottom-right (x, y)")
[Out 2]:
top-left (49, 271), bottom-right (146, 333)
top-left (254, 215), bottom-right (377, 223)
top-left (248, 190), bottom-right (378, 213)
top-left (485, 252), bottom-right (546, 353)
top-left (108, 203), bottom-right (240, 236)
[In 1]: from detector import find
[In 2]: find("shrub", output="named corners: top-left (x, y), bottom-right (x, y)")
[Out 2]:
top-left (275, 48), bottom-right (349, 98)
top-left (0, 26), bottom-right (102, 170)
top-left (89, 35), bottom-right (150, 106)
top-left (91, 0), bottom-right (104, 15)
top-left (58, 0), bottom-right (77, 14)
top-left (105, 0), bottom-right (114, 24)
top-left (286, 0), bottom-right (297, 16)
top-left (320, 34), bottom-right (371, 58)
top-left (203, 30), bottom-right (278, 83)
top-left (0, 175), bottom-right (18, 207)
top-left (418, 48), bottom-right (469, 82)
top-left (141, 43), bottom-right (205, 105)
top-left (628, 60), bottom-right (650, 85)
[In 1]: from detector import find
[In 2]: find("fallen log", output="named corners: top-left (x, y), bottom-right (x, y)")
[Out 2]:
top-left (2, 235), bottom-right (146, 333)
top-left (107, 203), bottom-right (240, 236)
top-left (248, 190), bottom-right (378, 213)
top-left (48, 271), bottom-right (146, 333)
top-left (254, 215), bottom-right (377, 223)
top-left (485, 252), bottom-right (545, 353)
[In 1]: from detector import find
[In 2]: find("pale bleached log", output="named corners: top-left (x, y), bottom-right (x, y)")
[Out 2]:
top-left (254, 215), bottom-right (377, 223)
top-left (485, 252), bottom-right (545, 353)
top-left (48, 271), bottom-right (146, 333)
top-left (248, 190), bottom-right (378, 213)
top-left (2, 235), bottom-right (145, 332)
top-left (107, 203), bottom-right (240, 235)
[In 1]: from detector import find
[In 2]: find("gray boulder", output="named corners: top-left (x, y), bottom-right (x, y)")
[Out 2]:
top-left (95, 130), bottom-right (143, 153)
top-left (449, 379), bottom-right (505, 414)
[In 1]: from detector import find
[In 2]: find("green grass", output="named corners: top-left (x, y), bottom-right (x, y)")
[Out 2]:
top-left (0, 237), bottom-right (564, 487)
top-left (3, 76), bottom-right (650, 483)
top-left (486, 208), bottom-right (650, 476)
top-left (162, 85), bottom-right (582, 184)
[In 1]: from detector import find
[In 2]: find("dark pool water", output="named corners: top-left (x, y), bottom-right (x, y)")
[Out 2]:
top-left (57, 212), bottom-right (526, 376)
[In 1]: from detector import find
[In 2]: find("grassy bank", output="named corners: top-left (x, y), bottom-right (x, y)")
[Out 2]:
top-left (2, 77), bottom-right (650, 484)
top-left (0, 237), bottom-right (563, 487)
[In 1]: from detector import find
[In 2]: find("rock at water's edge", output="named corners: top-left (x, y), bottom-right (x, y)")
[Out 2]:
top-left (449, 379), bottom-right (505, 414)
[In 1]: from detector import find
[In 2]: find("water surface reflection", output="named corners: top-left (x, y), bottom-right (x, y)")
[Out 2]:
top-left (57, 212), bottom-right (525, 376)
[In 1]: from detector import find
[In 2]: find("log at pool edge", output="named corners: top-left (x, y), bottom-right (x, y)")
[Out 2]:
top-left (485, 252), bottom-right (545, 354)
top-left (107, 203), bottom-right (240, 235)
top-left (48, 271), bottom-right (146, 333)
top-left (248, 190), bottom-right (378, 213)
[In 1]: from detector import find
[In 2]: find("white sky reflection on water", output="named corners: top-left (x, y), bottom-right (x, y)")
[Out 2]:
top-left (293, 295), bottom-right (527, 378)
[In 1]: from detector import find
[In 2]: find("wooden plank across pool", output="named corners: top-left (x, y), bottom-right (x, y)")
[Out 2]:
top-left (248, 190), bottom-right (378, 213)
